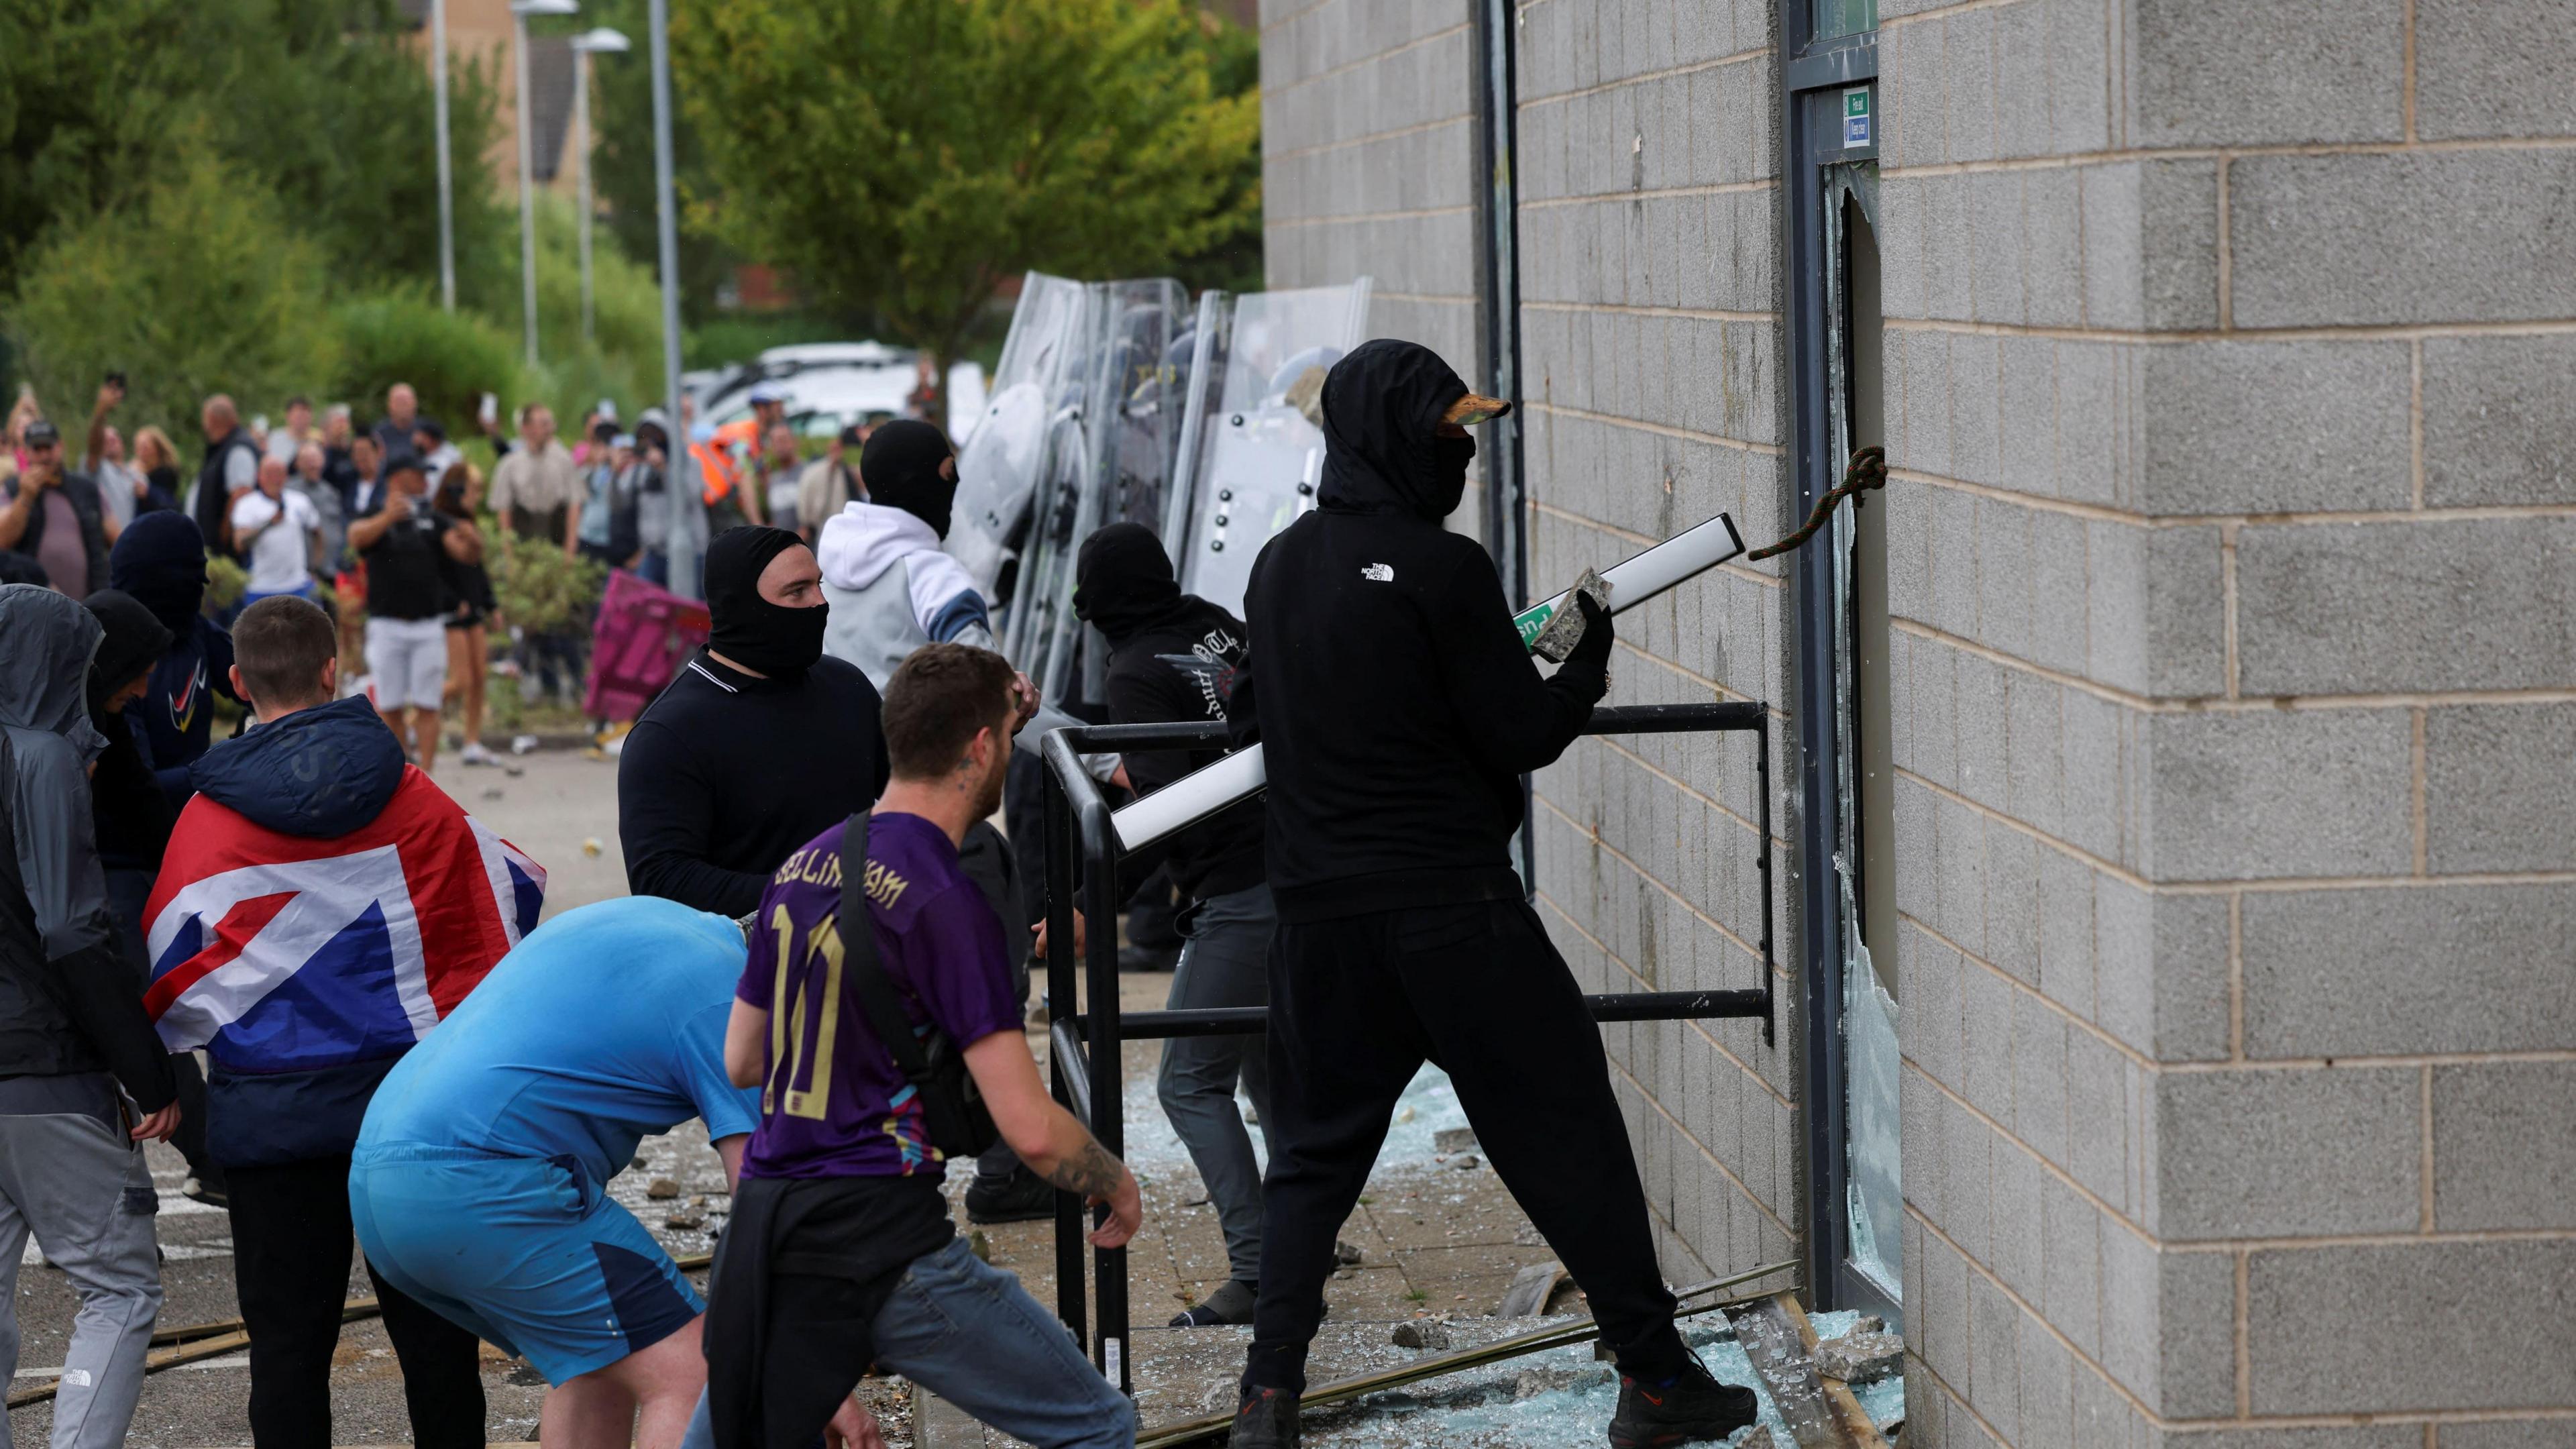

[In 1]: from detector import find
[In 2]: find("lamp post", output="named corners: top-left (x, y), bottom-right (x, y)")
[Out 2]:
top-left (569, 28), bottom-right (631, 345)
top-left (647, 0), bottom-right (700, 597)
top-left (431, 0), bottom-right (453, 311)
top-left (511, 0), bottom-right (581, 370)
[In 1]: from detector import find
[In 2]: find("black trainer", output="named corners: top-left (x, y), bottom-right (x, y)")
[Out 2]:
top-left (963, 1167), bottom-right (1056, 1224)
top-left (1228, 1387), bottom-right (1299, 1448)
top-left (1605, 1361), bottom-right (1758, 1448)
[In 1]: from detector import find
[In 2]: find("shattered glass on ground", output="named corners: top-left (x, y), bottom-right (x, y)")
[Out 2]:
top-left (1293, 1309), bottom-right (1902, 1448)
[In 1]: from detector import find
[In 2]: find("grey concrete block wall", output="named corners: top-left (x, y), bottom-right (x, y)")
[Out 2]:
top-left (1878, 0), bottom-right (2576, 1442)
top-left (1263, 0), bottom-right (2575, 1444)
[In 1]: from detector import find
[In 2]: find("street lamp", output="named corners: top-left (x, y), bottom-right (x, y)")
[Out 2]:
top-left (431, 0), bottom-right (453, 311)
top-left (511, 0), bottom-right (581, 370)
top-left (647, 0), bottom-right (701, 597)
top-left (569, 28), bottom-right (630, 345)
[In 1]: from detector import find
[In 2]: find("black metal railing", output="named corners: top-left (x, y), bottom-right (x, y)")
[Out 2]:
top-left (1036, 701), bottom-right (1775, 1392)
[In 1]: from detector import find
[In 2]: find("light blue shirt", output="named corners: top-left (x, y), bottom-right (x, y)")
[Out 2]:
top-left (359, 896), bottom-right (761, 1186)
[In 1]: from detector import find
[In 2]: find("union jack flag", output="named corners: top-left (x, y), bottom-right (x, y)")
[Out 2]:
top-left (143, 768), bottom-right (545, 1071)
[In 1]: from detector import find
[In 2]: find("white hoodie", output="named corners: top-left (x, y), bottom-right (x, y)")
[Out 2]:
top-left (814, 501), bottom-right (992, 692)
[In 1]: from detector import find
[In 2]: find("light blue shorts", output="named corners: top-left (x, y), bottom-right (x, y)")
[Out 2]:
top-left (350, 1145), bottom-right (702, 1384)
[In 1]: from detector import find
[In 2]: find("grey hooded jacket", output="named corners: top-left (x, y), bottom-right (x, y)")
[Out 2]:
top-left (0, 584), bottom-right (176, 1106)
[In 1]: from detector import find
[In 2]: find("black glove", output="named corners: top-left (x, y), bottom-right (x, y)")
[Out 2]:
top-left (1551, 591), bottom-right (1613, 704)
top-left (1562, 591), bottom-right (1615, 672)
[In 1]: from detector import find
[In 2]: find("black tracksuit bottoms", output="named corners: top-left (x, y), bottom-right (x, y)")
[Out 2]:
top-left (227, 1157), bottom-right (486, 1449)
top-left (1242, 897), bottom-right (1692, 1393)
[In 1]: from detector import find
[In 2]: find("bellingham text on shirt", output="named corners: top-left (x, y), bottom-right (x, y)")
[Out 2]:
top-left (771, 844), bottom-right (911, 910)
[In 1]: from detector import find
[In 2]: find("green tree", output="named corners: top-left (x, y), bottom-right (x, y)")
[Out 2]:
top-left (672, 0), bottom-right (1260, 415)
top-left (8, 142), bottom-right (338, 449)
top-left (0, 0), bottom-right (511, 305)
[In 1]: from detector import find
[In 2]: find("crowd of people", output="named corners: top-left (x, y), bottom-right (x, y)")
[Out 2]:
top-left (0, 340), bottom-right (1761, 1449)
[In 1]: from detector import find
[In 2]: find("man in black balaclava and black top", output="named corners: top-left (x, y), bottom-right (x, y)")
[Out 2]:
top-left (1223, 341), bottom-right (1755, 1448)
top-left (1073, 523), bottom-right (1272, 1327)
top-left (616, 526), bottom-right (892, 917)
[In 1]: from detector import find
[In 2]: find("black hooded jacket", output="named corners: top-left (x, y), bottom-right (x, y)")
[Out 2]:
top-left (1229, 341), bottom-right (1606, 922)
top-left (83, 590), bottom-right (178, 876)
top-left (1075, 524), bottom-right (1264, 902)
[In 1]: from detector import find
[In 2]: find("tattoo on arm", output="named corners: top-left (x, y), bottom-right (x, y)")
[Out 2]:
top-left (1042, 1135), bottom-right (1126, 1199)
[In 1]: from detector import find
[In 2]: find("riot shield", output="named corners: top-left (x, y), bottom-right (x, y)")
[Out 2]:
top-left (949, 273), bottom-right (1095, 610)
top-left (1165, 279), bottom-right (1373, 616)
top-left (1006, 278), bottom-right (1193, 707)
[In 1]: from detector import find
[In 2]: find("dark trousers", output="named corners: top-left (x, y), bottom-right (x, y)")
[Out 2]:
top-left (104, 867), bottom-right (217, 1183)
top-left (1242, 898), bottom-right (1689, 1393)
top-left (227, 1157), bottom-right (486, 1449)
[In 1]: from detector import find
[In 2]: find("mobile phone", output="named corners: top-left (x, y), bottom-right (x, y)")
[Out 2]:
top-left (252, 414), bottom-right (268, 435)
top-left (478, 392), bottom-right (499, 427)
top-left (103, 370), bottom-right (125, 390)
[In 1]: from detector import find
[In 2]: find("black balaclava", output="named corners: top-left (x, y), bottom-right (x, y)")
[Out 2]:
top-left (1073, 523), bottom-right (1196, 645)
top-left (704, 526), bottom-right (826, 678)
top-left (861, 419), bottom-right (957, 539)
top-left (1316, 338), bottom-right (1475, 522)
top-left (83, 588), bottom-right (174, 716)
top-left (109, 511), bottom-right (212, 637)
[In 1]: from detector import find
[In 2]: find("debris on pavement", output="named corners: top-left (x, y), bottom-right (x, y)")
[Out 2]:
top-left (1813, 1329), bottom-right (1904, 1385)
top-left (1391, 1320), bottom-right (1454, 1350)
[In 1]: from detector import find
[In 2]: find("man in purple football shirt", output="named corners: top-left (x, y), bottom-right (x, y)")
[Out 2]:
top-left (699, 643), bottom-right (1142, 1449)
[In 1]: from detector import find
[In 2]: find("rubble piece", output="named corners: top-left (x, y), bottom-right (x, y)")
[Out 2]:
top-left (581, 837), bottom-right (604, 857)
top-left (480, 788), bottom-right (504, 801)
top-left (1529, 568), bottom-right (1612, 661)
top-left (1732, 1429), bottom-right (1776, 1449)
top-left (1511, 1365), bottom-right (1603, 1400)
top-left (1813, 1331), bottom-right (1904, 1385)
top-left (1454, 1155), bottom-right (1481, 1171)
top-left (1849, 1316), bottom-right (1884, 1336)
top-left (645, 1178), bottom-right (680, 1199)
top-left (1499, 1263), bottom-right (1570, 1318)
top-left (664, 1210), bottom-right (705, 1231)
top-left (1390, 1320), bottom-right (1453, 1351)
top-left (1433, 1128), bottom-right (1479, 1155)
top-left (1334, 1239), bottom-right (1365, 1266)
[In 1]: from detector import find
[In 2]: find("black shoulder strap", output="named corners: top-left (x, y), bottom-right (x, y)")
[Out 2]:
top-left (835, 811), bottom-right (936, 1084)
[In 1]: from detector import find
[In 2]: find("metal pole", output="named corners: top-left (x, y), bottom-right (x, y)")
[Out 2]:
top-left (646, 0), bottom-right (699, 597)
top-left (432, 0), bottom-right (454, 312)
top-left (576, 51), bottom-right (594, 343)
top-left (515, 11), bottom-right (541, 368)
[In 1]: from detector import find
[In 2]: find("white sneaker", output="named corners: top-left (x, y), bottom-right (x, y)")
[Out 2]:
top-left (460, 741), bottom-right (499, 766)
top-left (511, 734), bottom-right (540, 755)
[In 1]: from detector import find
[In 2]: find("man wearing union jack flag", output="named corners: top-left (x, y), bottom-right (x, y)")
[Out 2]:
top-left (144, 595), bottom-right (546, 1449)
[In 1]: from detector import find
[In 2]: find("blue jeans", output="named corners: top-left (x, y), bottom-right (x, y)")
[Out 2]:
top-left (682, 1238), bottom-right (1132, 1449)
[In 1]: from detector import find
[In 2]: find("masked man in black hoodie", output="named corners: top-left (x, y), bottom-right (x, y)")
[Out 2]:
top-left (618, 526), bottom-right (895, 917)
top-left (1222, 341), bottom-right (1754, 1449)
top-left (1072, 523), bottom-right (1271, 1326)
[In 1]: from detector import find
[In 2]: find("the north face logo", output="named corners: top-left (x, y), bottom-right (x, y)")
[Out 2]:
top-left (1360, 563), bottom-right (1394, 582)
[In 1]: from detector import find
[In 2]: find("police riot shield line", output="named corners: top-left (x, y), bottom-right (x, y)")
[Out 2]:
top-left (950, 272), bottom-right (1373, 716)
top-left (950, 272), bottom-right (1097, 614)
top-left (1167, 280), bottom-right (1374, 618)
top-left (1011, 278), bottom-right (1195, 707)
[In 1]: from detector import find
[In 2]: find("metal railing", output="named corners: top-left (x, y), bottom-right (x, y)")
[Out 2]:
top-left (1036, 701), bottom-right (1776, 1392)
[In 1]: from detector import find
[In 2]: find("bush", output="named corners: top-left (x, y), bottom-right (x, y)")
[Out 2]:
top-left (7, 143), bottom-right (339, 451)
top-left (486, 527), bottom-right (605, 636)
top-left (331, 293), bottom-right (525, 437)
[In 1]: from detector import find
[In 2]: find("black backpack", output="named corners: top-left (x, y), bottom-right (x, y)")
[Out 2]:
top-left (835, 811), bottom-right (1000, 1159)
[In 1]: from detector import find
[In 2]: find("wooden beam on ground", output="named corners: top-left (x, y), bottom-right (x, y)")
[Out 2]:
top-left (1723, 1292), bottom-right (1887, 1449)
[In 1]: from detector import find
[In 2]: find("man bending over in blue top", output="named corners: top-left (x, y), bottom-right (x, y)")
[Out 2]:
top-left (350, 897), bottom-right (763, 1449)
